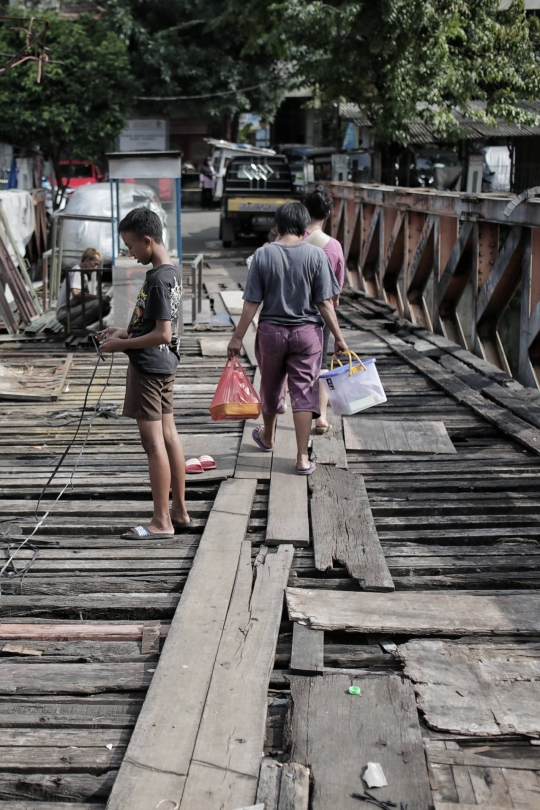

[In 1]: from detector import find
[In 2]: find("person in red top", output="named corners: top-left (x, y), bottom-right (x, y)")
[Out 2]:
top-left (303, 186), bottom-right (346, 432)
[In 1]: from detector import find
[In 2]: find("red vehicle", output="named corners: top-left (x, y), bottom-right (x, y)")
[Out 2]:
top-left (59, 160), bottom-right (104, 189)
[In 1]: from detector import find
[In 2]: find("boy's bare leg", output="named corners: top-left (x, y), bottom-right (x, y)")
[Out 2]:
top-left (162, 413), bottom-right (190, 524)
top-left (137, 419), bottom-right (174, 534)
top-left (293, 410), bottom-right (313, 470)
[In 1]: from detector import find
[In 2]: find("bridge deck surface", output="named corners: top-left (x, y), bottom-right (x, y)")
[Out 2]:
top-left (0, 256), bottom-right (538, 809)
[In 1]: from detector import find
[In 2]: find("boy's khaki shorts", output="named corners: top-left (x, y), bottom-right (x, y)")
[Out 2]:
top-left (123, 363), bottom-right (175, 421)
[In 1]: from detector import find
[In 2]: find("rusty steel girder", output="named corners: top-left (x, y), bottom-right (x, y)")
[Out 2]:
top-left (325, 182), bottom-right (540, 388)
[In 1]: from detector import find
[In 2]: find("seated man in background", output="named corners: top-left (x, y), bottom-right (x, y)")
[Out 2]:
top-left (56, 247), bottom-right (111, 330)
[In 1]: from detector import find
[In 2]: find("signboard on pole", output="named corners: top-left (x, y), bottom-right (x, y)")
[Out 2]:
top-left (118, 119), bottom-right (168, 152)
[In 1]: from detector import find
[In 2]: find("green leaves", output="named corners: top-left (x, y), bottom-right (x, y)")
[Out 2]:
top-left (0, 13), bottom-right (132, 183)
top-left (228, 0), bottom-right (540, 143)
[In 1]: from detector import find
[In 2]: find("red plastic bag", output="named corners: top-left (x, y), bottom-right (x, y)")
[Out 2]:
top-left (209, 358), bottom-right (261, 421)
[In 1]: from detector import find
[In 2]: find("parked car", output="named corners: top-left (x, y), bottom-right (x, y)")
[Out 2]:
top-left (53, 182), bottom-right (169, 266)
top-left (220, 155), bottom-right (298, 247)
top-left (58, 160), bottom-right (104, 189)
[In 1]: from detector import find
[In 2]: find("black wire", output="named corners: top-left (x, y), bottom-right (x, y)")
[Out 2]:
top-left (0, 353), bottom-right (114, 593)
top-left (35, 354), bottom-right (104, 517)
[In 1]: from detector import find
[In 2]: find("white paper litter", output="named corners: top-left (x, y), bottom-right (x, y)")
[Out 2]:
top-left (105, 744), bottom-right (113, 750)
top-left (363, 761), bottom-right (388, 788)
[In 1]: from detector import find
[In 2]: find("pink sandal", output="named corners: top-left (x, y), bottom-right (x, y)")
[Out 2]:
top-left (186, 457), bottom-right (204, 474)
top-left (199, 455), bottom-right (216, 470)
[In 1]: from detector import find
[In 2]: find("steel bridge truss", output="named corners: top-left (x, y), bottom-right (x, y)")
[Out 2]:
top-left (327, 182), bottom-right (540, 389)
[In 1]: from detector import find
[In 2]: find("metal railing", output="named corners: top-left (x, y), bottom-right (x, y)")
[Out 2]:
top-left (178, 252), bottom-right (203, 335)
top-left (324, 182), bottom-right (540, 389)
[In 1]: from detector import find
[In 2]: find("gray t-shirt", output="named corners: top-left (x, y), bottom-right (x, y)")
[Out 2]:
top-left (243, 242), bottom-right (339, 326)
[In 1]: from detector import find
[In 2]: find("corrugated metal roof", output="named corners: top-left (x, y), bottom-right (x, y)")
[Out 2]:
top-left (340, 101), bottom-right (540, 142)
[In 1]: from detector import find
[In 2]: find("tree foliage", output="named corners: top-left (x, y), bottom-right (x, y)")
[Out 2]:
top-left (0, 11), bottom-right (132, 200)
top-left (100, 0), bottom-right (289, 129)
top-left (223, 0), bottom-right (540, 143)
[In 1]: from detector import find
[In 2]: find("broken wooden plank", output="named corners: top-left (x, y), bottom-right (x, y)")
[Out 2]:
top-left (106, 477), bottom-right (257, 810)
top-left (310, 416), bottom-right (347, 469)
top-left (267, 405), bottom-right (310, 547)
top-left (290, 623), bottom-right (324, 675)
top-left (399, 638), bottom-right (540, 736)
top-left (278, 763), bottom-right (310, 810)
top-left (344, 418), bottom-right (456, 454)
top-left (140, 621), bottom-right (160, 655)
top-left (256, 759), bottom-right (282, 810)
top-left (285, 589), bottom-right (540, 635)
top-left (287, 674), bottom-right (432, 810)
top-left (309, 466), bottom-right (394, 591)
top-left (0, 355), bottom-right (72, 402)
top-left (180, 544), bottom-right (294, 809)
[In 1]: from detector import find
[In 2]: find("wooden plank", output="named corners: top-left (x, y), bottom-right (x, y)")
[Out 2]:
top-left (256, 758), bottom-right (282, 810)
top-left (0, 744), bottom-right (124, 770)
top-left (180, 544), bottom-right (294, 809)
top-left (235, 369), bottom-right (272, 480)
top-left (0, 772), bottom-right (116, 802)
top-left (434, 804), bottom-right (517, 810)
top-left (452, 765), bottom-right (477, 804)
top-left (278, 763), bottom-right (310, 810)
top-left (267, 404), bottom-right (310, 546)
top-left (502, 768), bottom-right (540, 809)
top-left (343, 416), bottom-right (388, 451)
top-left (0, 804), bottom-right (106, 810)
top-left (399, 639), bottom-right (540, 736)
top-left (381, 419), bottom-right (410, 452)
top-left (0, 662), bottom-right (153, 694)
top-left (0, 623), bottom-right (169, 642)
top-left (140, 621), bottom-right (160, 655)
top-left (310, 416), bottom-right (347, 469)
top-left (290, 622), bottom-right (324, 674)
top-left (106, 478), bottom-right (257, 810)
top-left (468, 766), bottom-right (513, 806)
top-left (309, 466), bottom-right (394, 591)
top-left (287, 674), bottom-right (432, 810)
top-left (428, 750), bottom-right (540, 772)
top-left (0, 356), bottom-right (72, 402)
top-left (285, 589), bottom-right (540, 635)
top-left (344, 417), bottom-right (456, 454)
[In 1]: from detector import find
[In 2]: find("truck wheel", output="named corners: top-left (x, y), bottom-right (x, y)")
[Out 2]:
top-left (223, 240), bottom-right (232, 248)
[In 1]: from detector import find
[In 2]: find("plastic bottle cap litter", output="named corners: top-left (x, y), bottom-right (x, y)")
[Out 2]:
top-left (348, 685), bottom-right (362, 695)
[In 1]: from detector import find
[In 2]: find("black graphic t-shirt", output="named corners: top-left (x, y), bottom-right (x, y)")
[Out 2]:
top-left (124, 264), bottom-right (182, 375)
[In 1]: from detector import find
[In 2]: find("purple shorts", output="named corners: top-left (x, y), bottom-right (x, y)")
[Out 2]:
top-left (255, 321), bottom-right (323, 416)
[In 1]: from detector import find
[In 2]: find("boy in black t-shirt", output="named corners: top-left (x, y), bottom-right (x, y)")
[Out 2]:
top-left (97, 208), bottom-right (190, 538)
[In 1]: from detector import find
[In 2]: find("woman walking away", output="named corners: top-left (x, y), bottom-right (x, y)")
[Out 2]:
top-left (303, 185), bottom-right (346, 433)
top-left (227, 202), bottom-right (349, 475)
